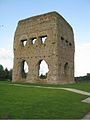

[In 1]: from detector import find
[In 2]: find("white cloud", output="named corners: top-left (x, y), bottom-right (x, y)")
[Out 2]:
top-left (0, 48), bottom-right (13, 69)
top-left (75, 43), bottom-right (90, 76)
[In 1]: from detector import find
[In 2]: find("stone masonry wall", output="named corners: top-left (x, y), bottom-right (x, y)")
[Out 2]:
top-left (12, 11), bottom-right (75, 84)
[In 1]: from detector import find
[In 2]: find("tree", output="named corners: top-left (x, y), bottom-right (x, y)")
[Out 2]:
top-left (4, 68), bottom-right (9, 79)
top-left (8, 69), bottom-right (12, 80)
top-left (0, 65), bottom-right (5, 80)
top-left (0, 64), bottom-right (12, 81)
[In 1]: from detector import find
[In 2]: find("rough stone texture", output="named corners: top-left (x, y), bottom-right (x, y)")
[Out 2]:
top-left (12, 11), bottom-right (75, 84)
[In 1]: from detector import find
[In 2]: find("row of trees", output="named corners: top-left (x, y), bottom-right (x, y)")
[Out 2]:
top-left (0, 65), bottom-right (12, 81)
top-left (75, 74), bottom-right (90, 83)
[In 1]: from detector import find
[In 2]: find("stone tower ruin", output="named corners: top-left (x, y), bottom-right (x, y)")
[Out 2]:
top-left (13, 11), bottom-right (75, 84)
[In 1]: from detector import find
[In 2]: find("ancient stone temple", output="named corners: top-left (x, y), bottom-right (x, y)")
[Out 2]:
top-left (12, 11), bottom-right (75, 84)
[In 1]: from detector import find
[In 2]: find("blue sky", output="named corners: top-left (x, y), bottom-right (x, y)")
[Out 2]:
top-left (0, 0), bottom-right (90, 76)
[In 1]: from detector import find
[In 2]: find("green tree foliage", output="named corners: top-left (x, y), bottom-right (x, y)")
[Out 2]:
top-left (0, 65), bottom-right (5, 80)
top-left (75, 74), bottom-right (90, 83)
top-left (0, 64), bottom-right (12, 81)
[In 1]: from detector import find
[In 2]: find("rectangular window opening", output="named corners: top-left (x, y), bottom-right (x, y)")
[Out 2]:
top-left (21, 39), bottom-right (27, 46)
top-left (40, 35), bottom-right (47, 44)
top-left (31, 37), bottom-right (37, 44)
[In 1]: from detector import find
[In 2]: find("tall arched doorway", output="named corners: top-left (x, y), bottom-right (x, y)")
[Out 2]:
top-left (20, 60), bottom-right (29, 78)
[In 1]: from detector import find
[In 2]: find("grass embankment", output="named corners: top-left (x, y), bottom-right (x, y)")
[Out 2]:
top-left (0, 81), bottom-right (90, 119)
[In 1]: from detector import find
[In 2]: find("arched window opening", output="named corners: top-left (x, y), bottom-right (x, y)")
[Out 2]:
top-left (40, 35), bottom-right (47, 44)
top-left (21, 60), bottom-right (29, 78)
top-left (64, 62), bottom-right (69, 76)
top-left (39, 60), bottom-right (49, 79)
top-left (21, 39), bottom-right (27, 46)
top-left (31, 38), bottom-right (37, 44)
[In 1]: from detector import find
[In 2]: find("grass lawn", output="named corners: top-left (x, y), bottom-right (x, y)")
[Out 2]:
top-left (61, 82), bottom-right (90, 92)
top-left (0, 81), bottom-right (90, 119)
top-left (11, 81), bottom-right (90, 92)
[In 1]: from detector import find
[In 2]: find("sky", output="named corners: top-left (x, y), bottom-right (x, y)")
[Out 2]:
top-left (0, 0), bottom-right (90, 77)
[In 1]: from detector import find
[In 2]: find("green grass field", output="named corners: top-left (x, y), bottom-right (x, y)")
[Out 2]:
top-left (0, 81), bottom-right (90, 119)
top-left (60, 82), bottom-right (90, 92)
top-left (12, 81), bottom-right (90, 92)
